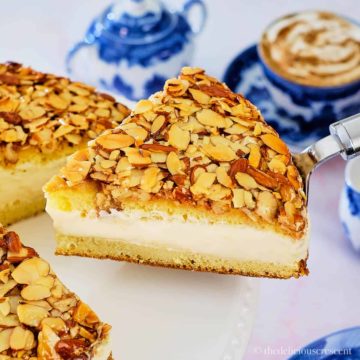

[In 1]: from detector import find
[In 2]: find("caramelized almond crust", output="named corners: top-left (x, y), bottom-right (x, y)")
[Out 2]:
top-left (0, 62), bottom-right (130, 166)
top-left (46, 67), bottom-right (308, 240)
top-left (0, 225), bottom-right (111, 359)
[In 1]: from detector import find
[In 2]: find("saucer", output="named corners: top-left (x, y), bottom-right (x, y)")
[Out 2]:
top-left (288, 326), bottom-right (360, 359)
top-left (223, 45), bottom-right (330, 151)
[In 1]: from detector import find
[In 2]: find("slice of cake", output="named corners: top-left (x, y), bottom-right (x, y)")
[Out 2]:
top-left (0, 62), bottom-right (130, 226)
top-left (45, 67), bottom-right (309, 279)
top-left (0, 225), bottom-right (112, 358)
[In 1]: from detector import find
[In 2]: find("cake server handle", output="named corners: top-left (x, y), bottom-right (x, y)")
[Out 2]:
top-left (329, 114), bottom-right (360, 160)
top-left (293, 113), bottom-right (360, 200)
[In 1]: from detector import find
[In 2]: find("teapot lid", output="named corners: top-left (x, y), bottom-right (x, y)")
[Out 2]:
top-left (93, 0), bottom-right (178, 45)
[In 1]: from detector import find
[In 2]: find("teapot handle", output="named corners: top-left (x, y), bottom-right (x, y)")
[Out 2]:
top-left (182, 0), bottom-right (207, 35)
top-left (66, 40), bottom-right (92, 74)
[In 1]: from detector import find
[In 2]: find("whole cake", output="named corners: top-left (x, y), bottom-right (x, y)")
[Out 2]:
top-left (0, 62), bottom-right (130, 226)
top-left (45, 67), bottom-right (309, 279)
top-left (0, 225), bottom-right (112, 359)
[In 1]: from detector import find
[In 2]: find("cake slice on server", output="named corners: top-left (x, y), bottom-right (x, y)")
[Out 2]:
top-left (0, 62), bottom-right (130, 226)
top-left (0, 225), bottom-right (112, 359)
top-left (45, 67), bottom-right (309, 279)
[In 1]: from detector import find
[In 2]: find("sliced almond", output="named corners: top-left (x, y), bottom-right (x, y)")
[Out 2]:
top-left (202, 143), bottom-right (237, 162)
top-left (166, 152), bottom-right (182, 175)
top-left (256, 191), bottom-right (278, 220)
top-left (168, 124), bottom-right (190, 150)
top-left (196, 109), bottom-right (226, 128)
top-left (21, 284), bottom-right (51, 301)
top-left (140, 167), bottom-right (160, 193)
top-left (151, 115), bottom-right (166, 134)
top-left (12, 258), bottom-right (50, 285)
top-left (96, 133), bottom-right (134, 150)
top-left (261, 134), bottom-right (288, 155)
top-left (133, 99), bottom-right (153, 114)
top-left (0, 329), bottom-right (12, 352)
top-left (17, 304), bottom-right (48, 327)
top-left (190, 172), bottom-right (216, 195)
top-left (235, 172), bottom-right (258, 190)
top-left (216, 167), bottom-right (233, 188)
top-left (232, 189), bottom-right (245, 208)
top-left (248, 144), bottom-right (261, 168)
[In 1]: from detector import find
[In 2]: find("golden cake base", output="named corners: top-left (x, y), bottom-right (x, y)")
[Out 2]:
top-left (55, 233), bottom-right (308, 279)
top-left (0, 195), bottom-right (45, 226)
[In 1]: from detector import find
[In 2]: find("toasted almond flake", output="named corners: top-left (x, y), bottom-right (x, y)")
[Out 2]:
top-left (168, 124), bottom-right (190, 150)
top-left (196, 109), bottom-right (226, 128)
top-left (235, 172), bottom-right (258, 190)
top-left (232, 189), bottom-right (245, 208)
top-left (134, 99), bottom-right (153, 114)
top-left (151, 115), bottom-right (166, 134)
top-left (141, 167), bottom-right (160, 193)
top-left (12, 258), bottom-right (50, 285)
top-left (189, 88), bottom-right (210, 104)
top-left (96, 133), bottom-right (134, 150)
top-left (268, 157), bottom-right (287, 175)
top-left (17, 304), bottom-right (48, 327)
top-left (224, 123), bottom-right (248, 135)
top-left (244, 190), bottom-right (256, 209)
top-left (256, 191), bottom-right (278, 220)
top-left (125, 126), bottom-right (148, 143)
top-left (125, 148), bottom-right (152, 166)
top-left (166, 152), bottom-right (182, 175)
top-left (216, 167), bottom-right (233, 188)
top-left (190, 172), bottom-right (216, 195)
top-left (248, 144), bottom-right (261, 168)
top-left (202, 143), bottom-right (237, 162)
top-left (21, 285), bottom-right (51, 301)
top-left (47, 93), bottom-right (69, 110)
top-left (261, 134), bottom-right (288, 155)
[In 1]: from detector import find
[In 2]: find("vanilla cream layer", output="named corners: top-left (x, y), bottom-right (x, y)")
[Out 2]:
top-left (0, 158), bottom-right (66, 208)
top-left (261, 11), bottom-right (360, 87)
top-left (46, 206), bottom-right (308, 265)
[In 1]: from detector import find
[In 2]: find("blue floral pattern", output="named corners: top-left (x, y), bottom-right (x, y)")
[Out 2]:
top-left (347, 186), bottom-right (360, 217)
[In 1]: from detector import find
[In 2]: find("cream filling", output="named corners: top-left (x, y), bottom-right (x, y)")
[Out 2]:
top-left (46, 206), bottom-right (308, 266)
top-left (0, 158), bottom-right (66, 208)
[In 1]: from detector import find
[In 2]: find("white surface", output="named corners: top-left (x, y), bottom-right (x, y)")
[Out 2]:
top-left (1, 1), bottom-right (360, 360)
top-left (10, 214), bottom-right (258, 360)
top-left (46, 207), bottom-right (308, 266)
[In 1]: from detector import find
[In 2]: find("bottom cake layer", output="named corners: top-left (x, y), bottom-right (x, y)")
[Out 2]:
top-left (0, 194), bottom-right (45, 226)
top-left (55, 233), bottom-right (308, 279)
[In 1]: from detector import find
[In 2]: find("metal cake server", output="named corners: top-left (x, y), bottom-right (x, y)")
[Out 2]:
top-left (292, 114), bottom-right (360, 201)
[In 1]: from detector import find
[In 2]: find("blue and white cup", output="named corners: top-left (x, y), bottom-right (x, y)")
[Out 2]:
top-left (67, 0), bottom-right (206, 102)
top-left (340, 156), bottom-right (360, 251)
top-left (257, 11), bottom-right (360, 136)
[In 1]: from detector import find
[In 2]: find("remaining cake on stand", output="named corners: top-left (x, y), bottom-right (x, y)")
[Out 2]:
top-left (45, 67), bottom-right (309, 279)
top-left (0, 225), bottom-right (112, 359)
top-left (0, 62), bottom-right (130, 226)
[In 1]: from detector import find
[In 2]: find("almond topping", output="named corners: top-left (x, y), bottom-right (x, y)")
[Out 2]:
top-left (168, 124), bottom-right (190, 150)
top-left (202, 143), bottom-right (237, 162)
top-left (196, 109), bottom-right (226, 128)
top-left (235, 172), bottom-right (258, 190)
top-left (261, 134), bottom-right (289, 155)
top-left (96, 133), bottom-right (134, 150)
top-left (167, 152), bottom-right (182, 175)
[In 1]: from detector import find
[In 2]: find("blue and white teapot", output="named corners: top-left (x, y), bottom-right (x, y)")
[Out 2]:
top-left (67, 0), bottom-right (206, 101)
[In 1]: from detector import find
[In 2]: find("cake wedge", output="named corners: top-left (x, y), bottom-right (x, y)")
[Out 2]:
top-left (45, 67), bottom-right (309, 279)
top-left (0, 225), bottom-right (112, 359)
top-left (0, 62), bottom-right (130, 226)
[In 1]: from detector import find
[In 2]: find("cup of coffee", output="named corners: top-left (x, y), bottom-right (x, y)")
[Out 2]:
top-left (340, 156), bottom-right (360, 251)
top-left (258, 11), bottom-right (360, 138)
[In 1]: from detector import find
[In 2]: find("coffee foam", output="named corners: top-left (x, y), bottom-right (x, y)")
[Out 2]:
top-left (260, 11), bottom-right (360, 87)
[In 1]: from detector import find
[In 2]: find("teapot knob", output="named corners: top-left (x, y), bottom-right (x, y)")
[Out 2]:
top-left (182, 0), bottom-right (207, 35)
